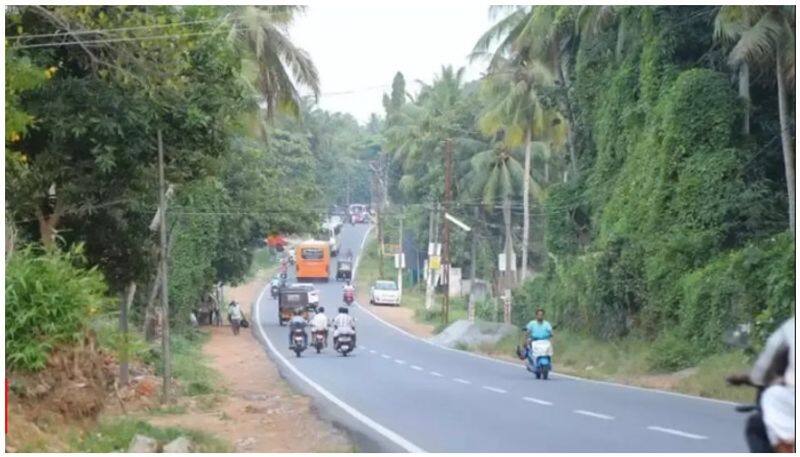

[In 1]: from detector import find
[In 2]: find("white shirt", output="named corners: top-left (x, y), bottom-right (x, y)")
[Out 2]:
top-left (228, 304), bottom-right (243, 320)
top-left (310, 313), bottom-right (329, 331)
top-left (333, 314), bottom-right (355, 334)
top-left (751, 317), bottom-right (795, 387)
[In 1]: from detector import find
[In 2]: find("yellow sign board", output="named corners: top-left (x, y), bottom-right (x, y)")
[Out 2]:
top-left (429, 255), bottom-right (441, 270)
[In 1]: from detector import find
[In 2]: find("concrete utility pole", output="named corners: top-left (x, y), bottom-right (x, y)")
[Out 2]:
top-left (442, 139), bottom-right (453, 326)
top-left (119, 281), bottom-right (136, 385)
top-left (424, 202), bottom-right (439, 310)
top-left (158, 130), bottom-right (171, 404)
top-left (397, 213), bottom-right (404, 294)
top-left (469, 205), bottom-right (478, 321)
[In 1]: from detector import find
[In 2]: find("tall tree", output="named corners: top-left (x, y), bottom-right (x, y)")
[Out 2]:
top-left (478, 58), bottom-right (552, 281)
top-left (726, 5), bottom-right (796, 233)
top-left (226, 6), bottom-right (320, 119)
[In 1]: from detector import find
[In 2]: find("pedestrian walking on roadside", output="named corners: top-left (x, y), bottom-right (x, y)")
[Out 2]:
top-left (228, 300), bottom-right (243, 335)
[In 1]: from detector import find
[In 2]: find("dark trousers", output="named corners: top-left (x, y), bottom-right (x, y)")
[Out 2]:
top-left (231, 318), bottom-right (241, 335)
top-left (745, 413), bottom-right (773, 453)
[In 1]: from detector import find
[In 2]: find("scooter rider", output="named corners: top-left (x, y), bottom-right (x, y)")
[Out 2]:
top-left (343, 280), bottom-right (355, 299)
top-left (333, 306), bottom-right (356, 348)
top-left (728, 316), bottom-right (795, 452)
top-left (288, 308), bottom-right (308, 348)
top-left (520, 309), bottom-right (553, 367)
top-left (310, 306), bottom-right (330, 347)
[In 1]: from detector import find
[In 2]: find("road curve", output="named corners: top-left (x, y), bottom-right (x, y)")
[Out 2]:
top-left (253, 223), bottom-right (749, 452)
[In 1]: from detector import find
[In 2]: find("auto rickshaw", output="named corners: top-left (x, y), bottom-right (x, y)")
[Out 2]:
top-left (336, 260), bottom-right (352, 281)
top-left (278, 287), bottom-right (311, 326)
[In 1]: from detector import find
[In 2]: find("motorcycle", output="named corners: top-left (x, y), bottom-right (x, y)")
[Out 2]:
top-left (334, 333), bottom-right (355, 357)
top-left (312, 329), bottom-right (326, 354)
top-left (727, 374), bottom-right (796, 453)
top-left (291, 328), bottom-right (307, 357)
top-left (270, 283), bottom-right (280, 299)
top-left (343, 289), bottom-right (355, 306)
top-left (524, 339), bottom-right (552, 380)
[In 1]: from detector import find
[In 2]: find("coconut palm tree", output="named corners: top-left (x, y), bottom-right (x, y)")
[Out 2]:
top-left (714, 6), bottom-right (765, 135)
top-left (225, 6), bottom-right (320, 119)
top-left (466, 139), bottom-right (527, 323)
top-left (479, 58), bottom-right (553, 282)
top-left (726, 5), bottom-right (795, 233)
top-left (471, 6), bottom-right (581, 175)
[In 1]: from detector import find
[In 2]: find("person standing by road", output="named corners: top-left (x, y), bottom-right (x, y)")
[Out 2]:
top-left (228, 300), bottom-right (243, 335)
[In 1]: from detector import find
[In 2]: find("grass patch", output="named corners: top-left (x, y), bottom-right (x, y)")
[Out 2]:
top-left (72, 418), bottom-right (229, 452)
top-left (154, 330), bottom-right (221, 397)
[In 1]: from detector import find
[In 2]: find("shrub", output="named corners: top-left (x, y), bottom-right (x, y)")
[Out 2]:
top-left (6, 245), bottom-right (109, 371)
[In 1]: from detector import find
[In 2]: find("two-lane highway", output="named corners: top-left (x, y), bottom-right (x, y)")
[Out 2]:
top-left (253, 224), bottom-right (748, 452)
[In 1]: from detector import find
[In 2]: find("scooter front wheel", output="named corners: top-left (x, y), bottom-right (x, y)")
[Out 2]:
top-left (541, 365), bottom-right (549, 380)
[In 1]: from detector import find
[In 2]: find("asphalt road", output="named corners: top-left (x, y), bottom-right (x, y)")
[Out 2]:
top-left (253, 223), bottom-right (749, 452)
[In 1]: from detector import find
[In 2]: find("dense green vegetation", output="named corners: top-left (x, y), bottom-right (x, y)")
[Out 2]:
top-left (5, 6), bottom-right (374, 373)
top-left (377, 6), bottom-right (794, 369)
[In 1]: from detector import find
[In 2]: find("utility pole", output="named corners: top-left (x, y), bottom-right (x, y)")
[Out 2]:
top-left (158, 129), bottom-right (171, 404)
top-left (119, 281), bottom-right (136, 385)
top-left (468, 205), bottom-right (478, 321)
top-left (397, 212), bottom-right (404, 294)
top-left (370, 159), bottom-right (385, 278)
top-left (502, 197), bottom-right (513, 325)
top-left (424, 202), bottom-right (438, 310)
top-left (442, 139), bottom-right (453, 326)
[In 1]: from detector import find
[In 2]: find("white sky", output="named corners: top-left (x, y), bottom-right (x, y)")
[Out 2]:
top-left (290, 4), bottom-right (493, 124)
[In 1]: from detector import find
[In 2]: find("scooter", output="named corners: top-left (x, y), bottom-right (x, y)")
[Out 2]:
top-left (311, 329), bottom-right (326, 354)
top-left (334, 333), bottom-right (355, 357)
top-left (526, 339), bottom-right (552, 380)
top-left (291, 328), bottom-right (307, 357)
top-left (343, 289), bottom-right (355, 306)
top-left (727, 374), bottom-right (796, 453)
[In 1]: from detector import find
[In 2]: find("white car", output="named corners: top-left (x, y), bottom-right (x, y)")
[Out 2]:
top-left (370, 280), bottom-right (401, 306)
top-left (291, 283), bottom-right (320, 306)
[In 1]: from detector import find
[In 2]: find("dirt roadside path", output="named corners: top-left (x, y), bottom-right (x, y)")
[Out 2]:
top-left (148, 271), bottom-right (353, 452)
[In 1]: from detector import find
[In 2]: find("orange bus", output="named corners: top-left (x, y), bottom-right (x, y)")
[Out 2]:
top-left (295, 240), bottom-right (331, 281)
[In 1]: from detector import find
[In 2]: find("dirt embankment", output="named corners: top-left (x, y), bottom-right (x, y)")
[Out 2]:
top-left (148, 272), bottom-right (354, 452)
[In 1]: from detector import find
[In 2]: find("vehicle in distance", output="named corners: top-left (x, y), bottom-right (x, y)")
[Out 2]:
top-left (319, 222), bottom-right (341, 256)
top-left (348, 203), bottom-right (369, 224)
top-left (370, 280), bottom-right (401, 306)
top-left (290, 283), bottom-right (320, 306)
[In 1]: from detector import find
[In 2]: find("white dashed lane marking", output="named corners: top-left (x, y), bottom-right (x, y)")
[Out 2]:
top-left (410, 365), bottom-right (423, 371)
top-left (369, 350), bottom-right (377, 354)
top-left (395, 359), bottom-right (406, 365)
top-left (522, 396), bottom-right (553, 406)
top-left (482, 386), bottom-right (507, 394)
top-left (453, 378), bottom-right (472, 385)
top-left (381, 354), bottom-right (391, 359)
top-left (647, 426), bottom-right (708, 440)
top-left (574, 410), bottom-right (614, 420)
top-left (430, 371), bottom-right (444, 377)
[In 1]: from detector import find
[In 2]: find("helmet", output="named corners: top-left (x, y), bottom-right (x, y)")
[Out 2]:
top-left (318, 306), bottom-right (325, 313)
top-left (338, 306), bottom-right (348, 314)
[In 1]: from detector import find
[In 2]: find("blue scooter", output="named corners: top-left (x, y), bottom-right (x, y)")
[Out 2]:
top-left (525, 339), bottom-right (553, 380)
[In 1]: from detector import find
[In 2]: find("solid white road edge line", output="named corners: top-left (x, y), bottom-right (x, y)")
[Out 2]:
top-left (647, 426), bottom-right (708, 440)
top-left (574, 410), bottom-right (615, 420)
top-left (482, 386), bottom-right (507, 394)
top-left (254, 282), bottom-right (425, 453)
top-left (522, 396), bottom-right (553, 406)
top-left (351, 227), bottom-right (737, 407)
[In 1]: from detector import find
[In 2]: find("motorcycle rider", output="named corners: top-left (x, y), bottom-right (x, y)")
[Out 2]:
top-left (728, 316), bottom-right (795, 452)
top-left (345, 248), bottom-right (354, 260)
top-left (288, 308), bottom-right (308, 349)
top-left (309, 306), bottom-right (330, 347)
top-left (333, 306), bottom-right (357, 348)
top-left (343, 280), bottom-right (355, 302)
